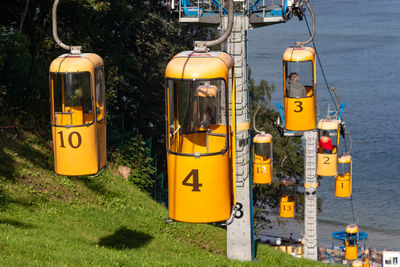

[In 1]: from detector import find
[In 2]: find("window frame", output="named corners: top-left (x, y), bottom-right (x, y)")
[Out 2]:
top-left (94, 66), bottom-right (106, 123)
top-left (165, 77), bottom-right (230, 157)
top-left (49, 71), bottom-right (95, 128)
top-left (284, 60), bottom-right (314, 98)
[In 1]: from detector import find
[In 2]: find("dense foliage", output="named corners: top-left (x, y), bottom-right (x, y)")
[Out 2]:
top-left (0, 0), bottom-right (315, 231)
top-left (0, 0), bottom-right (215, 182)
top-left (248, 68), bottom-right (308, 232)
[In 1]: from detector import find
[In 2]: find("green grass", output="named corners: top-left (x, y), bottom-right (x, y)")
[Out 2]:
top-left (0, 129), bottom-right (334, 266)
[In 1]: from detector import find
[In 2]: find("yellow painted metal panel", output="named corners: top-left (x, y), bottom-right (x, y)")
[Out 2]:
top-left (49, 53), bottom-right (103, 73)
top-left (284, 96), bottom-right (316, 131)
top-left (335, 174), bottom-right (351, 198)
top-left (317, 151), bottom-right (337, 176)
top-left (52, 125), bottom-right (98, 176)
top-left (280, 195), bottom-right (295, 218)
top-left (345, 246), bottom-right (358, 260)
top-left (165, 52), bottom-right (233, 81)
top-left (283, 47), bottom-right (315, 62)
top-left (167, 153), bottom-right (233, 223)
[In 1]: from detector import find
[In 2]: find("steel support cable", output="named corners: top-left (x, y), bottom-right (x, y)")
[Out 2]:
top-left (350, 196), bottom-right (356, 224)
top-left (194, 0), bottom-right (234, 52)
top-left (303, 14), bottom-right (337, 109)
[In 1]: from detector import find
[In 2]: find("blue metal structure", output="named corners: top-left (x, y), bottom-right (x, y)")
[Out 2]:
top-left (332, 231), bottom-right (368, 241)
top-left (179, 0), bottom-right (291, 25)
top-left (249, 0), bottom-right (289, 18)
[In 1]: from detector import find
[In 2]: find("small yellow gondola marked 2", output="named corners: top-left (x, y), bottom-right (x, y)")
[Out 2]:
top-left (317, 118), bottom-right (340, 176)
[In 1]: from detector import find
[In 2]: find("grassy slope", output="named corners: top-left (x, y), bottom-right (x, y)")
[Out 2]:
top-left (0, 129), bottom-right (334, 266)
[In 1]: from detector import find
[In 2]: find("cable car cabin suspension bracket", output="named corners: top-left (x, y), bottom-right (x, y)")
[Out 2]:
top-left (52, 0), bottom-right (82, 53)
top-left (292, 0), bottom-right (306, 20)
top-left (193, 0), bottom-right (234, 53)
top-left (223, 203), bottom-right (243, 226)
top-left (295, 0), bottom-right (315, 47)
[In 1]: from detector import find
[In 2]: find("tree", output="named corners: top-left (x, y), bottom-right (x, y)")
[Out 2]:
top-left (249, 68), bottom-right (307, 233)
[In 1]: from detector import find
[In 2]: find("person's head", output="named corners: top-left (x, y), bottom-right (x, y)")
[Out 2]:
top-left (289, 72), bottom-right (299, 82)
top-left (322, 130), bottom-right (329, 137)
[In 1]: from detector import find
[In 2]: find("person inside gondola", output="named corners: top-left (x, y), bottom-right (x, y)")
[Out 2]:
top-left (200, 106), bottom-right (214, 129)
top-left (319, 130), bottom-right (333, 154)
top-left (286, 72), bottom-right (306, 98)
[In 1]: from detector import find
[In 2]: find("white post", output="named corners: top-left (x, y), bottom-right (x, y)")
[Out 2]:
top-left (303, 130), bottom-right (318, 260)
top-left (225, 14), bottom-right (254, 261)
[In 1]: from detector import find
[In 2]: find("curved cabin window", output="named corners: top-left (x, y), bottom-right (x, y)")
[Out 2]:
top-left (95, 67), bottom-right (105, 122)
top-left (284, 61), bottom-right (313, 98)
top-left (347, 233), bottom-right (357, 246)
top-left (254, 143), bottom-right (271, 159)
top-left (338, 162), bottom-right (351, 175)
top-left (167, 79), bottom-right (228, 156)
top-left (50, 72), bottom-right (93, 126)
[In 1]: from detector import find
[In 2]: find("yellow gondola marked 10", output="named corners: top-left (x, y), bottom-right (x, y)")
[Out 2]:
top-left (49, 53), bottom-right (107, 176)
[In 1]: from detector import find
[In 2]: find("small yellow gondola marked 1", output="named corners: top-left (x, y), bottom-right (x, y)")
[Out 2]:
top-left (335, 154), bottom-right (352, 198)
top-left (165, 51), bottom-right (236, 223)
top-left (317, 118), bottom-right (340, 176)
top-left (49, 53), bottom-right (107, 176)
top-left (252, 133), bottom-right (273, 184)
top-left (282, 46), bottom-right (317, 131)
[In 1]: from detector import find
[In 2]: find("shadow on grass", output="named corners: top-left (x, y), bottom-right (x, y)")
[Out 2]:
top-left (0, 218), bottom-right (33, 228)
top-left (0, 130), bottom-right (52, 182)
top-left (15, 141), bottom-right (52, 171)
top-left (78, 175), bottom-right (115, 197)
top-left (0, 146), bottom-right (16, 181)
top-left (98, 226), bottom-right (153, 250)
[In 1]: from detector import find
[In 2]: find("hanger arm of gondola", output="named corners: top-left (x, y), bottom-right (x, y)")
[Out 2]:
top-left (52, 0), bottom-right (81, 52)
top-left (296, 0), bottom-right (315, 47)
top-left (253, 106), bottom-right (262, 133)
top-left (194, 0), bottom-right (233, 52)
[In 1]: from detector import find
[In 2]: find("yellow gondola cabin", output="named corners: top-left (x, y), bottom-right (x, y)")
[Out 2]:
top-left (280, 177), bottom-right (296, 218)
top-left (335, 154), bottom-right (352, 198)
top-left (165, 51), bottom-right (236, 223)
top-left (345, 224), bottom-right (359, 260)
top-left (253, 133), bottom-right (273, 184)
top-left (49, 53), bottom-right (106, 176)
top-left (317, 118), bottom-right (340, 176)
top-left (282, 47), bottom-right (316, 131)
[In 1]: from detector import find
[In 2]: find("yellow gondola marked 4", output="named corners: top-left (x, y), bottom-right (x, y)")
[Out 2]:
top-left (165, 51), bottom-right (236, 223)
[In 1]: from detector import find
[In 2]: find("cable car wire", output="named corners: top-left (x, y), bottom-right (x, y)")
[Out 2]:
top-left (350, 196), bottom-right (355, 224)
top-left (303, 14), bottom-right (337, 109)
top-left (303, 13), bottom-right (360, 228)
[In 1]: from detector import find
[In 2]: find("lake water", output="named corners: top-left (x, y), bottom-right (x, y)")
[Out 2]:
top-left (248, 0), bottom-right (400, 250)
